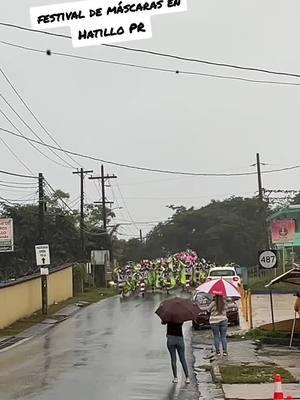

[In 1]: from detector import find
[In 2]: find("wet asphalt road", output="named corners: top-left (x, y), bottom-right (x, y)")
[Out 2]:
top-left (0, 293), bottom-right (199, 400)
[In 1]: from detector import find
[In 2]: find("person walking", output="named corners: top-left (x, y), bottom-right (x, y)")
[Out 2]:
top-left (208, 293), bottom-right (228, 356)
top-left (162, 321), bottom-right (190, 384)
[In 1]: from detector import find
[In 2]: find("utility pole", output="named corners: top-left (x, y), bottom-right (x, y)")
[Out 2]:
top-left (139, 229), bottom-right (143, 242)
top-left (73, 168), bottom-right (93, 259)
top-left (256, 153), bottom-right (263, 204)
top-left (38, 172), bottom-right (45, 244)
top-left (253, 153), bottom-right (269, 252)
top-left (89, 165), bottom-right (117, 231)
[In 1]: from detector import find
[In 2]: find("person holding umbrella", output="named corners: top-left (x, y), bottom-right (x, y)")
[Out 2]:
top-left (207, 292), bottom-right (228, 356)
top-left (161, 320), bottom-right (190, 384)
top-left (195, 278), bottom-right (241, 357)
top-left (156, 297), bottom-right (198, 384)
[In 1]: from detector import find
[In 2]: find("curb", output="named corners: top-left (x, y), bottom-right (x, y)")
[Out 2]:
top-left (0, 337), bottom-right (32, 354)
top-left (211, 362), bottom-right (222, 384)
top-left (0, 295), bottom-right (117, 354)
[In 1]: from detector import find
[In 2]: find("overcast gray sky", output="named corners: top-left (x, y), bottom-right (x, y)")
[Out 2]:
top-left (1, 0), bottom-right (300, 238)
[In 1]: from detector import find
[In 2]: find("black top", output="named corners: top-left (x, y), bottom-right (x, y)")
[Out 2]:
top-left (167, 322), bottom-right (183, 337)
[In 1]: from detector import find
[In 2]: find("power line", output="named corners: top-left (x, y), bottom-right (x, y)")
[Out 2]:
top-left (115, 181), bottom-right (139, 234)
top-left (0, 168), bottom-right (37, 179)
top-left (0, 65), bottom-right (79, 168)
top-left (0, 179), bottom-right (36, 185)
top-left (0, 193), bottom-right (37, 204)
top-left (1, 22), bottom-right (300, 80)
top-left (1, 39), bottom-right (300, 87)
top-left (0, 92), bottom-right (74, 169)
top-left (44, 179), bottom-right (105, 236)
top-left (114, 219), bottom-right (164, 224)
top-left (0, 134), bottom-right (34, 174)
top-left (109, 179), bottom-right (137, 236)
top-left (0, 105), bottom-right (71, 169)
top-left (1, 125), bottom-right (300, 177)
top-left (0, 93), bottom-right (74, 169)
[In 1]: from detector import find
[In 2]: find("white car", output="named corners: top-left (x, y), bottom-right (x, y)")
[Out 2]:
top-left (206, 266), bottom-right (241, 287)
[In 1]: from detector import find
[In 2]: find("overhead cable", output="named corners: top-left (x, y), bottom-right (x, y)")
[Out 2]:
top-left (1, 40), bottom-right (300, 87)
top-left (0, 168), bottom-right (37, 179)
top-left (0, 65), bottom-right (79, 168)
top-left (1, 22), bottom-right (300, 80)
top-left (1, 126), bottom-right (300, 177)
top-left (0, 135), bottom-right (34, 174)
top-left (0, 93), bottom-right (74, 168)
top-left (0, 105), bottom-right (71, 169)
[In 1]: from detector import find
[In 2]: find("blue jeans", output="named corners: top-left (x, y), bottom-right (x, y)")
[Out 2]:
top-left (167, 335), bottom-right (189, 378)
top-left (211, 320), bottom-right (228, 353)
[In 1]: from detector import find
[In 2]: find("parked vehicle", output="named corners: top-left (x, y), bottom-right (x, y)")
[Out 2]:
top-left (206, 266), bottom-right (241, 287)
top-left (192, 291), bottom-right (240, 330)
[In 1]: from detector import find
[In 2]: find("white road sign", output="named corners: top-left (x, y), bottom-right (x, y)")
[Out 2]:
top-left (40, 267), bottom-right (49, 276)
top-left (35, 244), bottom-right (50, 266)
top-left (258, 250), bottom-right (277, 269)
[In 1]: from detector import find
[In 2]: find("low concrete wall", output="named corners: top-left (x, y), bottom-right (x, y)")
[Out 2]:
top-left (48, 266), bottom-right (73, 306)
top-left (0, 264), bottom-right (73, 329)
top-left (0, 277), bottom-right (41, 329)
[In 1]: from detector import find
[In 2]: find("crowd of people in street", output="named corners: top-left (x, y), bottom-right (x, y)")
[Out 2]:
top-left (112, 249), bottom-right (241, 382)
top-left (112, 250), bottom-right (215, 296)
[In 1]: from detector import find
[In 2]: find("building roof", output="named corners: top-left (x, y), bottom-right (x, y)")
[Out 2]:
top-left (267, 205), bottom-right (300, 221)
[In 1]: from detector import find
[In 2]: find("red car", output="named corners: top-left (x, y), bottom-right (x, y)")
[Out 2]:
top-left (192, 292), bottom-right (240, 330)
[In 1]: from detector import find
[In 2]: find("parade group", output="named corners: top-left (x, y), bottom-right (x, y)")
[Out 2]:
top-left (112, 250), bottom-right (215, 297)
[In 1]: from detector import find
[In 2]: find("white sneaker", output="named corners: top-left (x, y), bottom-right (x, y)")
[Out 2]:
top-left (172, 378), bottom-right (178, 383)
top-left (186, 378), bottom-right (190, 384)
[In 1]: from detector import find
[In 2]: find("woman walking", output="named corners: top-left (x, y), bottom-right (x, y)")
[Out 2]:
top-left (162, 321), bottom-right (190, 384)
top-left (208, 294), bottom-right (228, 356)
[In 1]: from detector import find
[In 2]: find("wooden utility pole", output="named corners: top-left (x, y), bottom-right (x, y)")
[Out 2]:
top-left (89, 165), bottom-right (117, 231)
top-left (256, 153), bottom-right (264, 204)
top-left (254, 153), bottom-right (269, 250)
top-left (38, 172), bottom-right (45, 244)
top-left (73, 168), bottom-right (93, 259)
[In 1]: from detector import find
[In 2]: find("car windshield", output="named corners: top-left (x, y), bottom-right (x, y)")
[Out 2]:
top-left (209, 269), bottom-right (235, 277)
top-left (195, 294), bottom-right (212, 304)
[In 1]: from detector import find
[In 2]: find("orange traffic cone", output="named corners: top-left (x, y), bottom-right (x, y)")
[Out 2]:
top-left (273, 374), bottom-right (284, 400)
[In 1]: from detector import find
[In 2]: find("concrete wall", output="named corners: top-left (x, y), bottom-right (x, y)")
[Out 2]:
top-left (48, 266), bottom-right (73, 306)
top-left (0, 265), bottom-right (73, 330)
top-left (0, 277), bottom-right (41, 329)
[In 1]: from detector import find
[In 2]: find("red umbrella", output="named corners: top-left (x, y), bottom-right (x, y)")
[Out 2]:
top-left (196, 279), bottom-right (241, 298)
top-left (155, 297), bottom-right (199, 323)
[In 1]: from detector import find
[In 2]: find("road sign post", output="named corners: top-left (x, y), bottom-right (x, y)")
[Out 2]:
top-left (35, 244), bottom-right (50, 315)
top-left (41, 274), bottom-right (48, 315)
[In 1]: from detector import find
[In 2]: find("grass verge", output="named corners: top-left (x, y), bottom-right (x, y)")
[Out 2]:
top-left (0, 288), bottom-right (115, 337)
top-left (247, 277), bottom-right (296, 292)
top-left (220, 365), bottom-right (298, 384)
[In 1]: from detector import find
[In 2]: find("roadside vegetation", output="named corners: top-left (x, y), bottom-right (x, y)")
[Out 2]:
top-left (247, 277), bottom-right (296, 292)
top-left (220, 365), bottom-right (297, 384)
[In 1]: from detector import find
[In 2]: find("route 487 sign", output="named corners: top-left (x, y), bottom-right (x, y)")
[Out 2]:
top-left (258, 250), bottom-right (278, 269)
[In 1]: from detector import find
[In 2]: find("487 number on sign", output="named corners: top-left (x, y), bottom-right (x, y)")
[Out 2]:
top-left (258, 250), bottom-right (277, 269)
